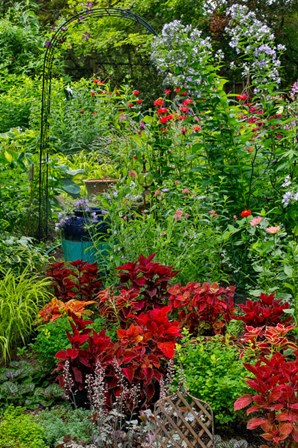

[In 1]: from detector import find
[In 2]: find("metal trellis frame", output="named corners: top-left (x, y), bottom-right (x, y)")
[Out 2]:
top-left (38, 8), bottom-right (157, 239)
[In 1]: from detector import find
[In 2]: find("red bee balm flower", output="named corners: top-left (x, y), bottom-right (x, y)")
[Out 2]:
top-left (240, 209), bottom-right (252, 218)
top-left (136, 99), bottom-right (143, 104)
top-left (236, 93), bottom-right (248, 101)
top-left (154, 98), bottom-right (164, 107)
top-left (133, 90), bottom-right (140, 95)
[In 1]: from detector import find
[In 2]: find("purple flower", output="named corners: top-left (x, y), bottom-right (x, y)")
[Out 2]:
top-left (45, 40), bottom-right (52, 48)
top-left (82, 32), bottom-right (91, 41)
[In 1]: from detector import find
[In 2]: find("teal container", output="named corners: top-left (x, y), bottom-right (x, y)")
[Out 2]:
top-left (62, 239), bottom-right (96, 263)
top-left (62, 239), bottom-right (110, 267)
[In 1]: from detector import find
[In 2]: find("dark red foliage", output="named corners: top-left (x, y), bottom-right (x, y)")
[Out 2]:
top-left (234, 350), bottom-right (298, 446)
top-left (168, 281), bottom-right (236, 336)
top-left (47, 261), bottom-right (102, 302)
top-left (116, 253), bottom-right (178, 309)
top-left (54, 307), bottom-right (181, 408)
top-left (97, 288), bottom-right (144, 325)
top-left (236, 293), bottom-right (293, 327)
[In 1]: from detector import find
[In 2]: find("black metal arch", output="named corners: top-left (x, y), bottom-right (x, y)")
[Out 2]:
top-left (38, 8), bottom-right (157, 239)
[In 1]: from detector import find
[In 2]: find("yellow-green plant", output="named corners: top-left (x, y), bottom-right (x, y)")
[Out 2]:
top-left (0, 269), bottom-right (52, 364)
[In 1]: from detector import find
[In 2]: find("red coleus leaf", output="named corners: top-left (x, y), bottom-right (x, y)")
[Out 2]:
top-left (122, 367), bottom-right (135, 383)
top-left (247, 417), bottom-right (269, 429)
top-left (234, 394), bottom-right (253, 411)
top-left (55, 348), bottom-right (79, 360)
top-left (157, 341), bottom-right (176, 359)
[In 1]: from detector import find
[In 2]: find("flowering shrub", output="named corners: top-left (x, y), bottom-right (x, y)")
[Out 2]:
top-left (168, 282), bottom-right (236, 335)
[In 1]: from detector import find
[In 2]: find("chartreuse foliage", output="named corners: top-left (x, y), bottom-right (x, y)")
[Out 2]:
top-left (175, 332), bottom-right (251, 427)
top-left (0, 270), bottom-right (52, 364)
top-left (0, 406), bottom-right (47, 448)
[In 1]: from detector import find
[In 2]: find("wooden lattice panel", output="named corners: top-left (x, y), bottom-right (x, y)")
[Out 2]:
top-left (151, 391), bottom-right (215, 448)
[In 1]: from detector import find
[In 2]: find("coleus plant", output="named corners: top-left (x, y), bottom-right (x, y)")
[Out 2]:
top-left (54, 307), bottom-right (181, 408)
top-left (240, 324), bottom-right (298, 361)
top-left (234, 350), bottom-right (298, 448)
top-left (116, 253), bottom-right (178, 309)
top-left (236, 293), bottom-right (293, 327)
top-left (37, 297), bottom-right (96, 323)
top-left (96, 253), bottom-right (179, 324)
top-left (168, 281), bottom-right (236, 335)
top-left (46, 260), bottom-right (102, 302)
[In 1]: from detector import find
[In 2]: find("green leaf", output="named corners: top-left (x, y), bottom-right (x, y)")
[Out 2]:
top-left (284, 265), bottom-right (293, 277)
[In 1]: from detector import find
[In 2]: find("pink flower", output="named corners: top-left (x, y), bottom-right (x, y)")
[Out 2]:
top-left (174, 209), bottom-right (183, 220)
top-left (209, 210), bottom-right (218, 217)
top-left (250, 216), bottom-right (263, 226)
top-left (265, 226), bottom-right (281, 234)
top-left (182, 188), bottom-right (190, 194)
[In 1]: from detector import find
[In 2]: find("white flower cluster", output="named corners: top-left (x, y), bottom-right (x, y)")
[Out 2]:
top-left (202, 0), bottom-right (228, 15)
top-left (226, 4), bottom-right (285, 91)
top-left (203, 0), bottom-right (293, 15)
top-left (281, 176), bottom-right (298, 207)
top-left (151, 20), bottom-right (216, 91)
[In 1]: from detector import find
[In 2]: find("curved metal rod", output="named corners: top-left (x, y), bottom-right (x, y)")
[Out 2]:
top-left (38, 8), bottom-right (157, 239)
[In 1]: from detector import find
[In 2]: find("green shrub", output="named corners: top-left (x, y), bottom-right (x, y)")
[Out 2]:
top-left (37, 404), bottom-right (96, 447)
top-left (175, 333), bottom-right (250, 427)
top-left (0, 236), bottom-right (51, 276)
top-left (0, 359), bottom-right (64, 409)
top-left (0, 406), bottom-right (47, 448)
top-left (31, 317), bottom-right (72, 371)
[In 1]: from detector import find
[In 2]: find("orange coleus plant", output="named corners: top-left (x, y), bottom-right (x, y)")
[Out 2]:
top-left (37, 297), bottom-right (96, 323)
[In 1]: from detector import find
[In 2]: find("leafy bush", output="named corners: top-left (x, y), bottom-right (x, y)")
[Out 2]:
top-left (31, 317), bottom-right (72, 371)
top-left (175, 333), bottom-right (250, 427)
top-left (0, 236), bottom-right (51, 276)
top-left (0, 270), bottom-right (53, 363)
top-left (0, 406), bottom-right (47, 448)
top-left (37, 405), bottom-right (95, 447)
top-left (236, 292), bottom-right (293, 327)
top-left (0, 359), bottom-right (64, 409)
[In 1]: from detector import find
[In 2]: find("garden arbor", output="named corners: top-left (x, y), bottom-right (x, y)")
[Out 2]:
top-left (38, 7), bottom-right (157, 239)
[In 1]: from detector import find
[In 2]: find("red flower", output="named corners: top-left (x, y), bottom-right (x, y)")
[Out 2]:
top-left (236, 93), bottom-right (248, 101)
top-left (136, 99), bottom-right (143, 104)
top-left (128, 103), bottom-right (133, 108)
top-left (154, 98), bottom-right (164, 107)
top-left (133, 90), bottom-right (140, 95)
top-left (80, 109), bottom-right (85, 114)
top-left (174, 87), bottom-right (181, 93)
top-left (180, 106), bottom-right (190, 113)
top-left (159, 114), bottom-right (173, 124)
top-left (240, 209), bottom-right (252, 217)
top-left (91, 91), bottom-right (96, 96)
top-left (164, 89), bottom-right (171, 95)
top-left (193, 125), bottom-right (201, 132)
top-left (157, 107), bottom-right (169, 115)
top-left (183, 98), bottom-right (192, 105)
